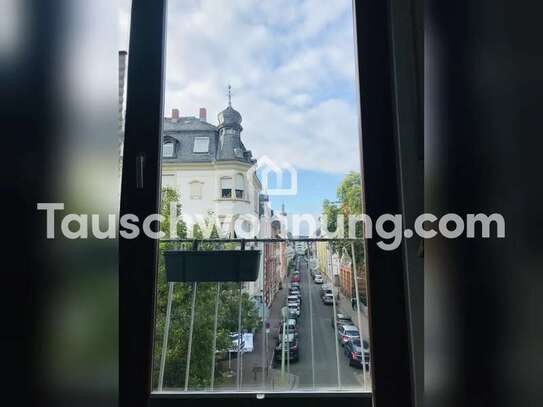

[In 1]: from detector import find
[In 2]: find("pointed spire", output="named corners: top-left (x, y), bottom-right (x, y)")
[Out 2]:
top-left (227, 84), bottom-right (232, 107)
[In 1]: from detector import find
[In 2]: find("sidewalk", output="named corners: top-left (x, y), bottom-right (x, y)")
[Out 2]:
top-left (234, 272), bottom-right (292, 389)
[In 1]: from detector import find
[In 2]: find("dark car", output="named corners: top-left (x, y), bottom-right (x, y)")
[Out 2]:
top-left (274, 333), bottom-right (299, 362)
top-left (344, 338), bottom-right (370, 369)
top-left (332, 313), bottom-right (353, 330)
top-left (322, 293), bottom-right (335, 305)
top-left (291, 274), bottom-right (300, 283)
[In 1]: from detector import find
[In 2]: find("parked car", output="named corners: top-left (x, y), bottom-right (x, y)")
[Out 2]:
top-left (288, 303), bottom-right (300, 316)
top-left (287, 295), bottom-right (301, 306)
top-left (337, 324), bottom-right (360, 346)
top-left (289, 287), bottom-right (301, 296)
top-left (291, 274), bottom-right (300, 283)
top-left (279, 318), bottom-right (298, 337)
top-left (322, 293), bottom-right (335, 305)
top-left (287, 308), bottom-right (299, 320)
top-left (290, 282), bottom-right (300, 289)
top-left (344, 338), bottom-right (370, 369)
top-left (320, 283), bottom-right (333, 295)
top-left (332, 313), bottom-right (353, 330)
top-left (314, 275), bottom-right (323, 284)
top-left (274, 333), bottom-right (299, 362)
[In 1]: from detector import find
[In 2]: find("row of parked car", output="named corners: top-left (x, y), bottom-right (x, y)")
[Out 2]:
top-left (320, 283), bottom-right (338, 305)
top-left (333, 313), bottom-right (370, 369)
top-left (273, 269), bottom-right (304, 363)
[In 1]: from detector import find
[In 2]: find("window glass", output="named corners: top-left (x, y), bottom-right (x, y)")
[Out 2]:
top-left (221, 177), bottom-right (233, 198)
top-left (193, 136), bottom-right (209, 153)
top-left (152, 0), bottom-right (369, 396)
top-left (235, 174), bottom-right (244, 199)
top-left (163, 142), bottom-right (174, 157)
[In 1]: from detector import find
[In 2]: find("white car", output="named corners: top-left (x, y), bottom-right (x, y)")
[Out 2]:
top-left (287, 295), bottom-right (301, 306)
top-left (314, 275), bottom-right (323, 284)
top-left (337, 324), bottom-right (360, 346)
top-left (287, 303), bottom-right (300, 316)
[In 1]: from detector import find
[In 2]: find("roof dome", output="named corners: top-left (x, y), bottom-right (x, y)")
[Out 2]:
top-left (218, 105), bottom-right (242, 128)
top-left (218, 85), bottom-right (242, 129)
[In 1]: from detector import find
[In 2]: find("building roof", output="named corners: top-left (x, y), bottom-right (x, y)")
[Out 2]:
top-left (162, 114), bottom-right (255, 165)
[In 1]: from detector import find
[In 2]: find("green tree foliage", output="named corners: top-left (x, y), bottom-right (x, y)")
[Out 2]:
top-left (337, 171), bottom-right (362, 215)
top-left (321, 172), bottom-right (367, 302)
top-left (152, 187), bottom-right (262, 390)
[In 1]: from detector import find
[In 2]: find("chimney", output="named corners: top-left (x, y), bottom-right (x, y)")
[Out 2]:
top-left (171, 108), bottom-right (180, 120)
top-left (199, 107), bottom-right (207, 122)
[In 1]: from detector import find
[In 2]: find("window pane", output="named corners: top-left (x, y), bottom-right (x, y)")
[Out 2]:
top-left (235, 174), bottom-right (244, 189)
top-left (163, 142), bottom-right (174, 157)
top-left (152, 0), bottom-right (369, 396)
top-left (193, 137), bottom-right (209, 153)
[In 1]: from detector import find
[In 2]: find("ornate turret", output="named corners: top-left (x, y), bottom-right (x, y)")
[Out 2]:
top-left (217, 84), bottom-right (242, 131)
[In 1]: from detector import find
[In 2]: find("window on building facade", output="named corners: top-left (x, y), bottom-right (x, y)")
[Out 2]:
top-left (220, 176), bottom-right (232, 198)
top-left (162, 141), bottom-right (174, 157)
top-left (189, 181), bottom-right (202, 199)
top-left (193, 136), bottom-right (209, 153)
top-left (235, 173), bottom-right (244, 199)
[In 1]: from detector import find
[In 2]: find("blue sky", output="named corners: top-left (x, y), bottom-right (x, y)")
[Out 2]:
top-left (119, 0), bottom-right (361, 215)
top-left (268, 170), bottom-right (345, 215)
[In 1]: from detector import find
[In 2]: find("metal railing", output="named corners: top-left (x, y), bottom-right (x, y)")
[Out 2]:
top-left (154, 238), bottom-right (370, 393)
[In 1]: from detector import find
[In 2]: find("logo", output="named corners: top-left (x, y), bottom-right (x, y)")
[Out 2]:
top-left (248, 155), bottom-right (298, 196)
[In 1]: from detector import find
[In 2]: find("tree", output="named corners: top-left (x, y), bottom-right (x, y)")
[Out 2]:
top-left (321, 172), bottom-right (367, 303)
top-left (152, 187), bottom-right (262, 390)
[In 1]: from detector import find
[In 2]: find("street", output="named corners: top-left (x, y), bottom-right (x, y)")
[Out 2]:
top-left (287, 255), bottom-right (368, 391)
top-left (220, 253), bottom-right (371, 392)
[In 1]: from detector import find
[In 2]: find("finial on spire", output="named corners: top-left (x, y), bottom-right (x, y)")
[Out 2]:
top-left (227, 84), bottom-right (232, 107)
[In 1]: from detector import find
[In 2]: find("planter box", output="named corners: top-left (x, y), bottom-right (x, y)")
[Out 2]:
top-left (164, 250), bottom-right (261, 282)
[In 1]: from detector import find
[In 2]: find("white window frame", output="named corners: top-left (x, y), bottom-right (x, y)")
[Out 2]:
top-left (193, 136), bottom-right (209, 153)
top-left (235, 173), bottom-right (245, 199)
top-left (220, 176), bottom-right (233, 199)
top-left (162, 141), bottom-right (175, 157)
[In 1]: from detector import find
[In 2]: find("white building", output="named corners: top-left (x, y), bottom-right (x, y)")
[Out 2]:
top-left (161, 98), bottom-right (261, 235)
top-left (160, 97), bottom-right (263, 298)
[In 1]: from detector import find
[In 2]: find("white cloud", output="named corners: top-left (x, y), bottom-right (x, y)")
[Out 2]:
top-left (119, 0), bottom-right (360, 174)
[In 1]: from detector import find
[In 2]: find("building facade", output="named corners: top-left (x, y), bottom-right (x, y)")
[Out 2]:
top-left (161, 100), bottom-right (264, 299)
top-left (160, 98), bottom-right (286, 307)
top-left (161, 101), bottom-right (261, 233)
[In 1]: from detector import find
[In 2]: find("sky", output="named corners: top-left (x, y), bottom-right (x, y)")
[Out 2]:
top-left (119, 0), bottom-right (361, 216)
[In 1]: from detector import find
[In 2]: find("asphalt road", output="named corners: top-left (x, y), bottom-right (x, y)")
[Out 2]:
top-left (217, 253), bottom-right (369, 392)
top-left (283, 254), bottom-right (366, 391)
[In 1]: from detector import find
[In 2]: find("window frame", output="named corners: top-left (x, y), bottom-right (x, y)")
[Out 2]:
top-left (119, 0), bottom-right (416, 406)
top-left (220, 176), bottom-right (233, 199)
top-left (193, 136), bottom-right (210, 153)
top-left (162, 142), bottom-right (174, 157)
top-left (235, 173), bottom-right (245, 199)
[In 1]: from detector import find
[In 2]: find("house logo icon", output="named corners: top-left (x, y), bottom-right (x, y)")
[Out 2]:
top-left (248, 155), bottom-right (298, 196)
